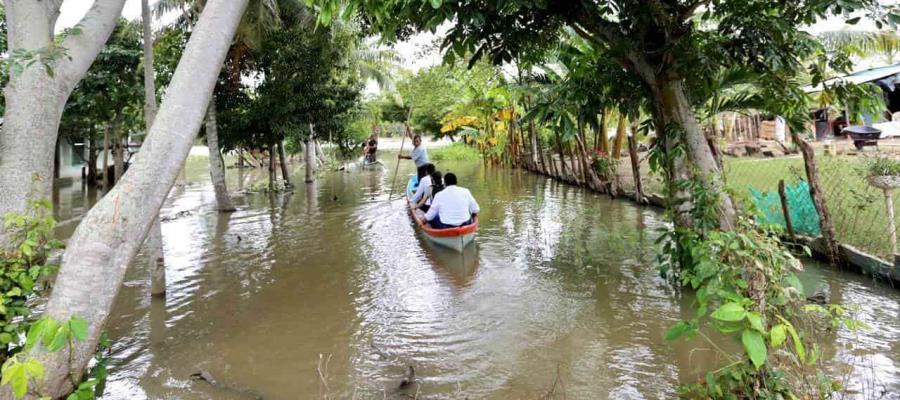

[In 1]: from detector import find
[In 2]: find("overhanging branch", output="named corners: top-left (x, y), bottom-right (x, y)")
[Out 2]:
top-left (56, 0), bottom-right (128, 90)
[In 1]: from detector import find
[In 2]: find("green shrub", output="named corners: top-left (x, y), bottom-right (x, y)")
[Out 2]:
top-left (429, 142), bottom-right (481, 161)
top-left (864, 156), bottom-right (900, 177)
top-left (0, 200), bottom-right (62, 360)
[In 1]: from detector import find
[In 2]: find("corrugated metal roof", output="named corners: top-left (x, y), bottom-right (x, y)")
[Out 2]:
top-left (803, 63), bottom-right (900, 93)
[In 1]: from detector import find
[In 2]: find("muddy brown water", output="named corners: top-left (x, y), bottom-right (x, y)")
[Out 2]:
top-left (50, 152), bottom-right (899, 399)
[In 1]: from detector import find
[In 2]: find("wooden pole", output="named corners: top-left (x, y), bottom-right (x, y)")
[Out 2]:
top-left (795, 134), bottom-right (842, 265)
top-left (388, 107), bottom-right (414, 202)
top-left (885, 188), bottom-right (896, 257)
top-left (778, 180), bottom-right (796, 240)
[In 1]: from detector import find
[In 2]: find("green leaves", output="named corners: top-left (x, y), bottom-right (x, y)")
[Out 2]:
top-left (711, 302), bottom-right (746, 322)
top-left (746, 312), bottom-right (765, 333)
top-left (23, 316), bottom-right (90, 353)
top-left (665, 321), bottom-right (696, 341)
top-left (69, 316), bottom-right (88, 341)
top-left (770, 324), bottom-right (787, 348)
top-left (742, 329), bottom-right (767, 369)
top-left (1, 355), bottom-right (44, 398)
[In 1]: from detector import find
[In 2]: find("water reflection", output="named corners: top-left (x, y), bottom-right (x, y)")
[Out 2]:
top-left (47, 152), bottom-right (900, 399)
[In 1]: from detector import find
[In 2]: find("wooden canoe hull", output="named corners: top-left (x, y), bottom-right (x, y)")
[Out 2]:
top-left (406, 177), bottom-right (478, 252)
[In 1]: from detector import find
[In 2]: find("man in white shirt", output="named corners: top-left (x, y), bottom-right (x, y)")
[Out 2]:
top-left (411, 164), bottom-right (435, 208)
top-left (424, 173), bottom-right (479, 229)
top-left (399, 134), bottom-right (429, 168)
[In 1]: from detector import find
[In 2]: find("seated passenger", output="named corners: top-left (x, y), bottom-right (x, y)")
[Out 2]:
top-left (424, 173), bottom-right (479, 229)
top-left (415, 171), bottom-right (444, 212)
top-left (411, 163), bottom-right (436, 204)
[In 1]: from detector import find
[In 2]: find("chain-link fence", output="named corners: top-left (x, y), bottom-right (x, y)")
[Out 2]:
top-left (725, 154), bottom-right (899, 262)
top-left (529, 144), bottom-right (899, 264)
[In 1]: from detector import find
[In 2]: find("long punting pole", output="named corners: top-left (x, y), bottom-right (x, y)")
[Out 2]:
top-left (388, 107), bottom-right (414, 202)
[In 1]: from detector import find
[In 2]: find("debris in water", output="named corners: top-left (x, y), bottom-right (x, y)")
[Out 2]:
top-left (807, 283), bottom-right (829, 305)
top-left (399, 366), bottom-right (416, 389)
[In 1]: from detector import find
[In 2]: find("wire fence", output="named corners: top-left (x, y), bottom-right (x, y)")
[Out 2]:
top-left (535, 147), bottom-right (900, 264)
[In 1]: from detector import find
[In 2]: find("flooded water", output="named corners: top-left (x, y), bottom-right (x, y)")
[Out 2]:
top-left (50, 150), bottom-right (900, 399)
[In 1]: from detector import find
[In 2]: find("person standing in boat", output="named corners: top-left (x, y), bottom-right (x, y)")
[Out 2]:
top-left (398, 133), bottom-right (429, 168)
top-left (424, 173), bottom-right (479, 229)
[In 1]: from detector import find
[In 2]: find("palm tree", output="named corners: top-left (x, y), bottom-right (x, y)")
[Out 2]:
top-left (818, 30), bottom-right (900, 65)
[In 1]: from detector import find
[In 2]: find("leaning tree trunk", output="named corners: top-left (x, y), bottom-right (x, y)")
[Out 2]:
top-left (142, 0), bottom-right (167, 298)
top-left (655, 78), bottom-right (737, 230)
top-left (206, 97), bottom-right (237, 211)
top-left (628, 135), bottom-right (646, 204)
top-left (19, 2), bottom-right (250, 397)
top-left (278, 140), bottom-right (292, 187)
top-left (0, 0), bottom-right (128, 248)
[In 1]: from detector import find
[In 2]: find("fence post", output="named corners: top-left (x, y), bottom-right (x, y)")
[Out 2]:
top-left (778, 180), bottom-right (796, 240)
top-left (795, 134), bottom-right (842, 265)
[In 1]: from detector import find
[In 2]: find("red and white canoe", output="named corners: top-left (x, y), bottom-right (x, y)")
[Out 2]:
top-left (406, 177), bottom-right (478, 252)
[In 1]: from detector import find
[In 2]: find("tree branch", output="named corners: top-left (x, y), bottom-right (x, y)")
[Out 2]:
top-left (679, 0), bottom-right (709, 22)
top-left (647, 0), bottom-right (674, 30)
top-left (57, 0), bottom-right (128, 90)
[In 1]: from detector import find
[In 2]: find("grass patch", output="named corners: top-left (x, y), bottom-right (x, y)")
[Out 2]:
top-left (429, 142), bottom-right (482, 161)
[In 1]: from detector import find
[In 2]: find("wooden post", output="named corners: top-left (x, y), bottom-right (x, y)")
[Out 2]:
top-left (778, 180), bottom-right (796, 240)
top-left (884, 188), bottom-right (897, 258)
top-left (795, 134), bottom-right (842, 265)
top-left (628, 135), bottom-right (645, 204)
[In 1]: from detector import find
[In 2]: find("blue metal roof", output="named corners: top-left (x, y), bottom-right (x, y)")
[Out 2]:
top-left (804, 62), bottom-right (900, 93)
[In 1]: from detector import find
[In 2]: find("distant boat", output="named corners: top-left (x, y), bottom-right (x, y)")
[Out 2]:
top-left (357, 157), bottom-right (383, 169)
top-left (405, 176), bottom-right (478, 252)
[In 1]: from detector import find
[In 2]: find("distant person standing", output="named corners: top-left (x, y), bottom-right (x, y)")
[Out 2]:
top-left (399, 133), bottom-right (429, 168)
top-left (363, 133), bottom-right (378, 163)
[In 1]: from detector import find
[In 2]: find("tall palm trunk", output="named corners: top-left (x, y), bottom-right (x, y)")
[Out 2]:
top-left (554, 131), bottom-right (568, 179)
top-left (86, 141), bottom-right (98, 185)
top-left (101, 127), bottom-right (110, 191)
top-left (141, 0), bottom-right (167, 297)
top-left (23, 2), bottom-right (250, 396)
top-left (268, 142), bottom-right (276, 190)
top-left (612, 114), bottom-right (627, 159)
top-left (597, 109), bottom-right (609, 153)
top-left (113, 127), bottom-right (124, 183)
top-left (305, 124), bottom-right (317, 183)
top-left (206, 96), bottom-right (236, 211)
